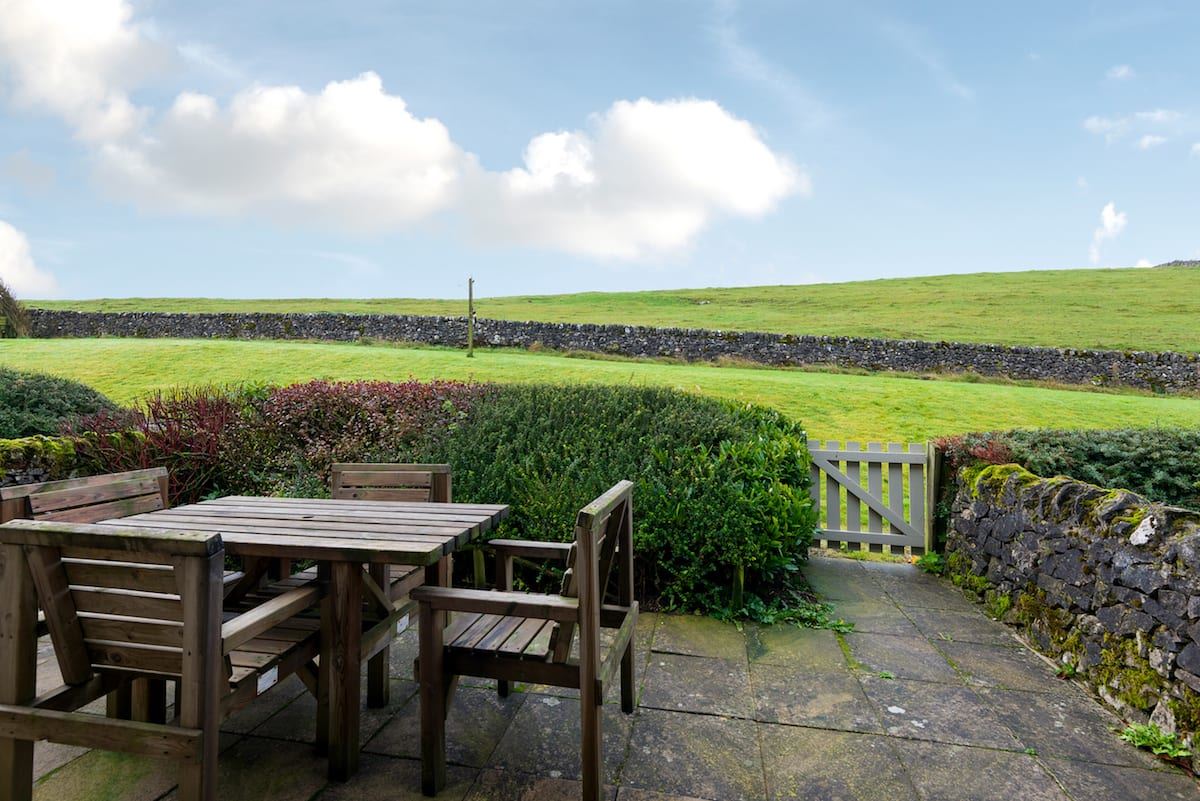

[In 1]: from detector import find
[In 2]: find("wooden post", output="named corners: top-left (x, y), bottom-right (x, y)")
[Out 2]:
top-left (177, 551), bottom-right (223, 801)
top-left (925, 442), bottom-right (942, 553)
top-left (466, 277), bottom-right (475, 358)
top-left (418, 598), bottom-right (447, 795)
top-left (327, 561), bottom-right (363, 781)
top-left (619, 497), bottom-right (636, 715)
top-left (495, 552), bottom-right (512, 698)
top-left (577, 516), bottom-right (603, 801)
top-left (366, 563), bottom-right (390, 708)
top-left (0, 544), bottom-right (37, 801)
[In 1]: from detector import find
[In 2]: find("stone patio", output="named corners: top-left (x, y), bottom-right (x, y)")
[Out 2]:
top-left (29, 556), bottom-right (1200, 800)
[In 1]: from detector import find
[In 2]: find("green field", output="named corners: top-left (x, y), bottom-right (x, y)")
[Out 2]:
top-left (30, 265), bottom-right (1200, 352)
top-left (1, 339), bottom-right (1196, 442)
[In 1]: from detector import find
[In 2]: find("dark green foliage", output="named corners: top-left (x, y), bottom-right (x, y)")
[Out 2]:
top-left (0, 368), bottom-right (117, 438)
top-left (937, 428), bottom-right (1200, 511)
top-left (422, 384), bottom-right (817, 614)
top-left (915, 552), bottom-right (946, 575)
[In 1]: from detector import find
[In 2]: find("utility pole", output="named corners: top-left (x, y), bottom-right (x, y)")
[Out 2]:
top-left (467, 276), bottom-right (475, 358)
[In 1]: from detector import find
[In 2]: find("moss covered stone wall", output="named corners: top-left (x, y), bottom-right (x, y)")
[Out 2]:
top-left (947, 463), bottom-right (1200, 760)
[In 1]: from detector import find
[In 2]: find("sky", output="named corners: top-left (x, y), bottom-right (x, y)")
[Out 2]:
top-left (0, 1), bottom-right (1198, 300)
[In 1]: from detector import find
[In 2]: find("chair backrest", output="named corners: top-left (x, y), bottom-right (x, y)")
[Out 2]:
top-left (550, 480), bottom-right (634, 662)
top-left (330, 463), bottom-right (452, 502)
top-left (0, 519), bottom-right (222, 685)
top-left (0, 467), bottom-right (169, 524)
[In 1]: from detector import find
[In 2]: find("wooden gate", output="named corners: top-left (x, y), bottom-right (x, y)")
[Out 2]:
top-left (808, 441), bottom-right (936, 555)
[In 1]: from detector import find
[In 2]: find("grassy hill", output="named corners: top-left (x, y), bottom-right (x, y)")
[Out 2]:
top-left (1, 339), bottom-right (1197, 442)
top-left (30, 265), bottom-right (1200, 352)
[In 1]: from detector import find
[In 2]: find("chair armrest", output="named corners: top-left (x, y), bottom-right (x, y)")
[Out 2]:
top-left (488, 539), bottom-right (573, 562)
top-left (410, 585), bottom-right (578, 622)
top-left (221, 584), bottom-right (321, 654)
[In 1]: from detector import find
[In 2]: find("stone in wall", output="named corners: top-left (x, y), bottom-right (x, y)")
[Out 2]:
top-left (27, 309), bottom-right (1200, 393)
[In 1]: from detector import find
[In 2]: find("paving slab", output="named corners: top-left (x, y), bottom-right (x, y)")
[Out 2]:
top-left (33, 748), bottom-right (181, 801)
top-left (978, 687), bottom-right (1165, 769)
top-left (751, 662), bottom-right (882, 733)
top-left (616, 789), bottom-right (714, 801)
top-left (314, 754), bottom-right (477, 801)
top-left (466, 769), bottom-right (617, 800)
top-left (651, 615), bottom-right (748, 660)
top-left (487, 693), bottom-right (634, 783)
top-left (746, 625), bottom-right (848, 671)
top-left (254, 678), bottom-right (414, 744)
top-left (1042, 756), bottom-right (1200, 801)
top-left (641, 653), bottom-right (754, 718)
top-left (32, 741), bottom-right (87, 782)
top-left (760, 724), bottom-right (918, 801)
top-left (622, 709), bottom-right (765, 801)
top-left (938, 641), bottom-right (1062, 693)
top-left (833, 599), bottom-right (920, 636)
top-left (222, 673), bottom-right (309, 734)
top-left (842, 632), bottom-right (961, 682)
top-left (366, 685), bottom-right (525, 767)
top-left (890, 739), bottom-right (1070, 801)
top-left (859, 676), bottom-right (1023, 750)
top-left (803, 559), bottom-right (886, 603)
top-left (902, 607), bottom-right (1019, 647)
top-left (158, 735), bottom-right (329, 801)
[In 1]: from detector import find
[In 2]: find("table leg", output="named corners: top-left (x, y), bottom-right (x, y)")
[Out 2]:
top-left (316, 561), bottom-right (331, 756)
top-left (367, 564), bottom-right (390, 708)
top-left (0, 544), bottom-right (37, 801)
top-left (326, 561), bottom-right (362, 781)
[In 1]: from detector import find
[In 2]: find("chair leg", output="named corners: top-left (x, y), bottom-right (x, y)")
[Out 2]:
top-left (177, 730), bottom-right (217, 801)
top-left (580, 694), bottom-right (603, 801)
top-left (497, 679), bottom-right (510, 698)
top-left (419, 602), bottom-right (447, 796)
top-left (0, 544), bottom-right (36, 801)
top-left (106, 682), bottom-right (133, 719)
top-left (132, 677), bottom-right (168, 723)
top-left (620, 640), bottom-right (636, 714)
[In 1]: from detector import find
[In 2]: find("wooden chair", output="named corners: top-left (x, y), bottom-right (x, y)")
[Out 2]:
top-left (0, 520), bottom-right (323, 801)
top-left (328, 463), bottom-right (453, 708)
top-left (412, 480), bottom-right (638, 801)
top-left (0, 468), bottom-right (246, 724)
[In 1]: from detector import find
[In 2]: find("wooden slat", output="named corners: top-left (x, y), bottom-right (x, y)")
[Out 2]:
top-left (84, 640), bottom-right (183, 675)
top-left (72, 587), bottom-right (183, 622)
top-left (122, 511), bottom-right (470, 541)
top-left (888, 443), bottom-right (905, 538)
top-left (334, 488), bottom-right (431, 502)
top-left (24, 546), bottom-right (92, 686)
top-left (844, 442), bottom-right (861, 534)
top-left (522, 620), bottom-right (555, 659)
top-left (411, 586), bottom-right (579, 622)
top-left (808, 449), bottom-right (926, 464)
top-left (203, 496), bottom-right (506, 515)
top-left (336, 471), bottom-right (433, 488)
top-left (62, 559), bottom-right (178, 594)
top-left (77, 615), bottom-right (184, 648)
top-left (498, 618), bottom-right (551, 655)
top-left (867, 443), bottom-right (884, 534)
top-left (0, 520), bottom-right (220, 557)
top-left (0, 469), bottom-right (167, 503)
top-left (28, 478), bottom-right (163, 515)
top-left (475, 616), bottom-right (524, 652)
top-left (37, 494), bottom-right (163, 524)
top-left (909, 443), bottom-right (926, 545)
top-left (825, 440), bottom-right (841, 533)
top-left (488, 540), bottom-right (573, 561)
top-left (221, 585), bottom-right (321, 655)
top-left (165, 503), bottom-right (486, 527)
top-left (331, 463), bottom-right (450, 474)
top-left (0, 704), bottom-right (200, 761)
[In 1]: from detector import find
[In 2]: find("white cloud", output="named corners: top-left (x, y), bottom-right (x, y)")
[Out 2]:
top-left (1076, 176), bottom-right (1089, 190)
top-left (1191, 143), bottom-right (1200, 157)
top-left (1089, 202), bottom-right (1127, 264)
top-left (2, 150), bottom-right (56, 193)
top-left (1083, 108), bottom-right (1185, 145)
top-left (0, 0), bottom-right (164, 140)
top-left (1135, 108), bottom-right (1181, 124)
top-left (1135, 258), bottom-right (1152, 268)
top-left (464, 98), bottom-right (804, 259)
top-left (1137, 134), bottom-right (1167, 150)
top-left (97, 73), bottom-right (469, 229)
top-left (1106, 64), bottom-right (1135, 80)
top-left (0, 220), bottom-right (57, 295)
top-left (0, 0), bottom-right (802, 260)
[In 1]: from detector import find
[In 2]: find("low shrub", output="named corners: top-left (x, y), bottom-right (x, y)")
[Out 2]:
top-left (0, 368), bottom-right (117, 438)
top-left (937, 427), bottom-right (1200, 511)
top-left (0, 277), bottom-right (31, 338)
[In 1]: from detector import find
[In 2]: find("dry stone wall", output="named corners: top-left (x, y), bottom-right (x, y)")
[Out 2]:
top-left (28, 309), bottom-right (1200, 392)
top-left (947, 463), bottom-right (1200, 755)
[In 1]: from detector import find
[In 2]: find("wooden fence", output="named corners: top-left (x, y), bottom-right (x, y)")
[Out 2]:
top-left (807, 441), bottom-right (936, 555)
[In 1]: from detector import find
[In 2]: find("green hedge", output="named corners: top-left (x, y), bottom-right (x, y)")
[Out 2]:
top-left (50, 380), bottom-right (817, 616)
top-left (0, 368), bottom-right (117, 438)
top-left (936, 427), bottom-right (1200, 511)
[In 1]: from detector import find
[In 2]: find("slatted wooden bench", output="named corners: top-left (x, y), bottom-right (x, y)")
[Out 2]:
top-left (0, 520), bottom-right (324, 801)
top-left (412, 480), bottom-right (638, 801)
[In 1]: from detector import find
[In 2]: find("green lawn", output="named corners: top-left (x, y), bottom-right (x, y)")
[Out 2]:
top-left (29, 265), bottom-right (1200, 352)
top-left (2, 339), bottom-right (1196, 442)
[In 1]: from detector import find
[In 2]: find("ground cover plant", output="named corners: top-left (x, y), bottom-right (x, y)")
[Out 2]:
top-left (2, 339), bottom-right (1199, 443)
top-left (0, 367), bottom-right (117, 438)
top-left (29, 265), bottom-right (1200, 351)
top-left (56, 380), bottom-right (819, 618)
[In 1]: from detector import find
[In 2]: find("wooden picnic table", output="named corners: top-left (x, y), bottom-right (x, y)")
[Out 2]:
top-left (94, 494), bottom-right (510, 781)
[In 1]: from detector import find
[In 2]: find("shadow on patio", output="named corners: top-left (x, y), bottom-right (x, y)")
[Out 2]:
top-left (30, 557), bottom-right (1200, 801)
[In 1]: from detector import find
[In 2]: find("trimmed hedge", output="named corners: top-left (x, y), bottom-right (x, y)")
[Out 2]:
top-left (44, 380), bottom-right (817, 615)
top-left (0, 368), bottom-right (117, 438)
top-left (936, 427), bottom-right (1200, 511)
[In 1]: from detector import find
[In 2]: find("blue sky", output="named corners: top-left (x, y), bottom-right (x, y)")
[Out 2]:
top-left (0, 0), bottom-right (1198, 299)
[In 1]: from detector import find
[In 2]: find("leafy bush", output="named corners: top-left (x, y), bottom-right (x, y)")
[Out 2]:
top-left (0, 368), bottom-right (117, 438)
top-left (937, 428), bottom-right (1200, 511)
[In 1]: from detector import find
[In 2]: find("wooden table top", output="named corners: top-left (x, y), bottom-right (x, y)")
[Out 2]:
top-left (96, 495), bottom-right (510, 565)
